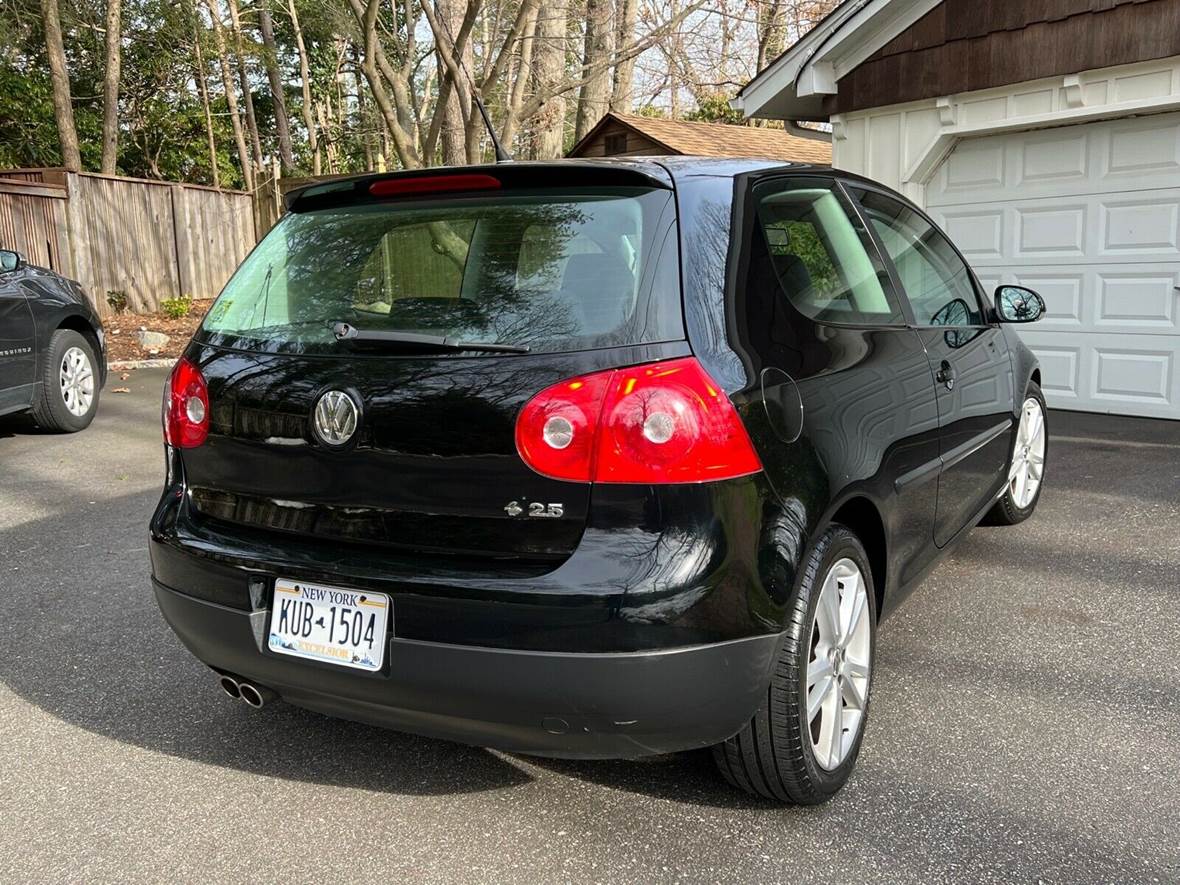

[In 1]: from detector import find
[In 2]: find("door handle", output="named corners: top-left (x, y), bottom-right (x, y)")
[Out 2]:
top-left (935, 359), bottom-right (956, 391)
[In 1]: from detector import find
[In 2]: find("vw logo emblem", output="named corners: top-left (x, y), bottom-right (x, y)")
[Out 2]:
top-left (312, 390), bottom-right (359, 447)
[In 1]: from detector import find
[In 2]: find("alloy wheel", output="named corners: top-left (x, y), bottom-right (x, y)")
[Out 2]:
top-left (59, 345), bottom-right (94, 417)
top-left (1009, 397), bottom-right (1046, 509)
top-left (807, 558), bottom-right (871, 771)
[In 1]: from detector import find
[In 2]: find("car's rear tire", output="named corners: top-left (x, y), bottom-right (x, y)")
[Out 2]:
top-left (984, 382), bottom-right (1047, 526)
top-left (713, 524), bottom-right (876, 804)
top-left (31, 329), bottom-right (100, 433)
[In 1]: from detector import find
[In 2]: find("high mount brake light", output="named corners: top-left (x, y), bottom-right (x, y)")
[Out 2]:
top-left (368, 174), bottom-right (501, 198)
top-left (515, 357), bottom-right (763, 484)
top-left (164, 357), bottom-right (210, 448)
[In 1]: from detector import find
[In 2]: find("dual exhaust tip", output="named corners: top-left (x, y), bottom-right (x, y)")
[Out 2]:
top-left (218, 673), bottom-right (276, 709)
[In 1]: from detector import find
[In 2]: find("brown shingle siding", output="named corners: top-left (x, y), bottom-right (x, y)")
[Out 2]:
top-left (828, 0), bottom-right (1180, 114)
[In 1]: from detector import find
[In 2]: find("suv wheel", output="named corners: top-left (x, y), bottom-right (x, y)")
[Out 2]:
top-left (713, 525), bottom-right (876, 804)
top-left (985, 382), bottom-right (1047, 525)
top-left (31, 329), bottom-right (100, 432)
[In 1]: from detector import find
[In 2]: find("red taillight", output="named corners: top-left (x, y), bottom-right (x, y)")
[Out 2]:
top-left (164, 357), bottom-right (210, 448)
top-left (369, 174), bottom-right (500, 198)
top-left (515, 357), bottom-right (763, 484)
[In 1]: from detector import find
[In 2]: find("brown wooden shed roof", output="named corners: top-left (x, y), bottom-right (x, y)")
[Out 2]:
top-left (569, 113), bottom-right (832, 164)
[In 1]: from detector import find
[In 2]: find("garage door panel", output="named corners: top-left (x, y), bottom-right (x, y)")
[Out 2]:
top-left (1104, 116), bottom-right (1180, 182)
top-left (1020, 337), bottom-right (1082, 402)
top-left (1091, 339), bottom-right (1176, 411)
top-left (936, 138), bottom-right (1005, 196)
top-left (1016, 204), bottom-right (1088, 258)
top-left (1010, 272), bottom-right (1085, 328)
top-left (937, 208), bottom-right (1004, 259)
top-left (1099, 198), bottom-right (1180, 257)
top-left (1097, 271), bottom-right (1180, 330)
top-left (929, 114), bottom-right (1180, 207)
top-left (1019, 332), bottom-right (1178, 417)
top-left (990, 266), bottom-right (1179, 334)
top-left (1017, 130), bottom-right (1089, 188)
top-left (928, 112), bottom-right (1180, 418)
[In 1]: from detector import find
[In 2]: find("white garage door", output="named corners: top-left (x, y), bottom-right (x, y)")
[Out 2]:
top-left (927, 113), bottom-right (1180, 419)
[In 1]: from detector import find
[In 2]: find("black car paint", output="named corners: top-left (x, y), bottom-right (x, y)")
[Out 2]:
top-left (150, 157), bottom-right (1040, 757)
top-left (0, 261), bottom-right (107, 417)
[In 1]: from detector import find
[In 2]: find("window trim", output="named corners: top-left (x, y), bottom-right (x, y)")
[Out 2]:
top-left (741, 172), bottom-right (911, 332)
top-left (840, 180), bottom-right (995, 331)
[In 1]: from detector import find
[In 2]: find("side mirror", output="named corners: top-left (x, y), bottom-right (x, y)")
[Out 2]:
top-left (994, 285), bottom-right (1045, 323)
top-left (0, 249), bottom-right (22, 274)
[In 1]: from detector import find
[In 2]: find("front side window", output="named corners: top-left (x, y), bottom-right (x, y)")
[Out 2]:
top-left (199, 187), bottom-right (680, 355)
top-left (751, 179), bottom-right (902, 326)
top-left (849, 187), bottom-right (983, 327)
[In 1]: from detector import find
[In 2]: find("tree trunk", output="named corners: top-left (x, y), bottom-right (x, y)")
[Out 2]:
top-left (40, 0), bottom-right (81, 171)
top-left (609, 0), bottom-right (636, 113)
top-left (257, 0), bottom-right (295, 172)
top-left (192, 16), bottom-right (221, 187)
top-left (226, 0), bottom-right (265, 174)
top-left (317, 96), bottom-right (338, 173)
top-left (100, 0), bottom-right (122, 173)
top-left (349, 0), bottom-right (421, 169)
top-left (500, 2), bottom-right (538, 148)
top-left (203, 0), bottom-right (255, 190)
top-left (530, 0), bottom-right (567, 158)
top-left (435, 0), bottom-right (471, 166)
top-left (287, 0), bottom-right (320, 174)
top-left (574, 0), bottom-right (613, 141)
top-left (756, 0), bottom-right (785, 72)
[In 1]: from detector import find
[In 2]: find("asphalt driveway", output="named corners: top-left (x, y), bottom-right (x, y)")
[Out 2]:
top-left (1, 368), bottom-right (1178, 883)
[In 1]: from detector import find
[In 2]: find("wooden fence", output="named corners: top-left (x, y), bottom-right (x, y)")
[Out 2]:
top-left (0, 173), bottom-right (70, 273)
top-left (0, 168), bottom-right (258, 317)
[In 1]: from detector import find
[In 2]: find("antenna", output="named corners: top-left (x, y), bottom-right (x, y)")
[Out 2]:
top-left (475, 94), bottom-right (512, 163)
top-left (435, 10), bottom-right (513, 163)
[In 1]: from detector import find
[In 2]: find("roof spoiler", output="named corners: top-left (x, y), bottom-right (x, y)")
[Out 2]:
top-left (285, 163), bottom-right (673, 213)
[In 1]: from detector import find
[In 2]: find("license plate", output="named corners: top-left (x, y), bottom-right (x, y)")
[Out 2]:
top-left (267, 578), bottom-right (390, 672)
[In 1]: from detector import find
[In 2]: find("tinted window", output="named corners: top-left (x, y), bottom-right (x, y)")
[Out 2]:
top-left (199, 187), bottom-right (681, 355)
top-left (752, 179), bottom-right (902, 326)
top-left (850, 187), bottom-right (983, 327)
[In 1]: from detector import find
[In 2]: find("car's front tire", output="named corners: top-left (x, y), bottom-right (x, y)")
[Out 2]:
top-left (985, 382), bottom-right (1047, 526)
top-left (31, 329), bottom-right (100, 433)
top-left (713, 524), bottom-right (876, 804)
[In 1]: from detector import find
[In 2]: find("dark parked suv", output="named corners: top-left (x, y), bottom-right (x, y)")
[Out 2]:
top-left (151, 158), bottom-right (1047, 803)
top-left (0, 249), bottom-right (106, 431)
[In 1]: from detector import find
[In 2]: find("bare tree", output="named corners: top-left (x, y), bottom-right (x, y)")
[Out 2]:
top-left (202, 0), bottom-right (255, 189)
top-left (191, 15), bottom-right (221, 187)
top-left (257, 0), bottom-right (296, 172)
top-left (609, 0), bottom-right (637, 113)
top-left (435, 0), bottom-right (471, 165)
top-left (499, 1), bottom-right (538, 147)
top-left (529, 0), bottom-right (568, 158)
top-left (574, 0), bottom-right (614, 141)
top-left (226, 0), bottom-right (265, 173)
top-left (287, 0), bottom-right (321, 174)
top-left (100, 0), bottom-right (123, 173)
top-left (349, 0), bottom-right (424, 168)
top-left (40, 0), bottom-right (81, 170)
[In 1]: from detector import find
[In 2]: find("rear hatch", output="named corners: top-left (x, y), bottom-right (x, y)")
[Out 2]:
top-left (179, 166), bottom-right (684, 571)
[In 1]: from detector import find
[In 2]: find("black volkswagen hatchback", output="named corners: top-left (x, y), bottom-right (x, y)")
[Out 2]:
top-left (151, 158), bottom-right (1047, 803)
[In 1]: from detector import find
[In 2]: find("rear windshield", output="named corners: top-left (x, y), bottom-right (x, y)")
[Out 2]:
top-left (198, 187), bottom-right (682, 355)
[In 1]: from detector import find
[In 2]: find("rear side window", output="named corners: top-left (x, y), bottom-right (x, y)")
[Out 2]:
top-left (849, 187), bottom-right (984, 327)
top-left (751, 178), bottom-right (903, 326)
top-left (200, 187), bottom-right (681, 355)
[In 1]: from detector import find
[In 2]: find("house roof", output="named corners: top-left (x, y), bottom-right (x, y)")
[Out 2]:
top-left (568, 113), bottom-right (832, 164)
top-left (734, 0), bottom-right (944, 121)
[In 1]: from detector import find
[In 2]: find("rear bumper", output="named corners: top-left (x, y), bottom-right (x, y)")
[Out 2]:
top-left (154, 579), bottom-right (779, 758)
